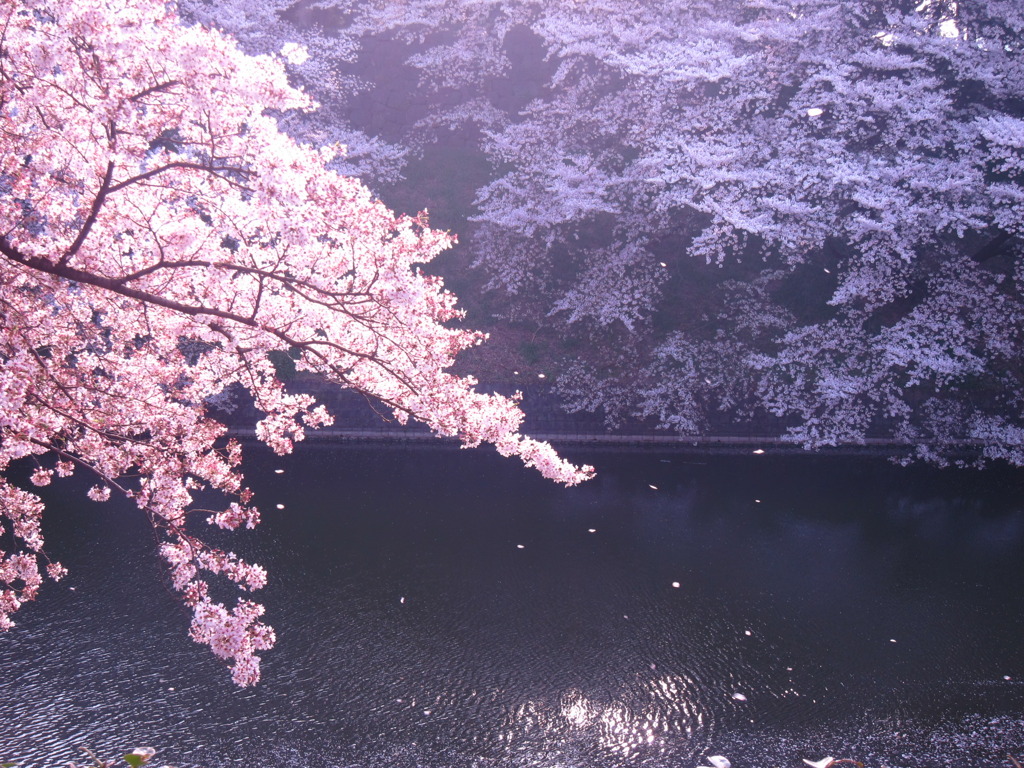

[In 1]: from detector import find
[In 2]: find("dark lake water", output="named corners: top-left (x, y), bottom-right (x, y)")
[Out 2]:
top-left (2, 444), bottom-right (1023, 767)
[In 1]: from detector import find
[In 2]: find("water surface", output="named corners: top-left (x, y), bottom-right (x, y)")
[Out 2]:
top-left (1, 445), bottom-right (1023, 767)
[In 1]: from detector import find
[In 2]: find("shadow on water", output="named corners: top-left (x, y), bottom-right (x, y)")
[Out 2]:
top-left (2, 445), bottom-right (1023, 767)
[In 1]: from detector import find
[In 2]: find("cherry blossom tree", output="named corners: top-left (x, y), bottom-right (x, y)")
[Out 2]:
top-left (345, 0), bottom-right (1024, 460)
top-left (0, 0), bottom-right (592, 686)
top-left (176, 0), bottom-right (1024, 461)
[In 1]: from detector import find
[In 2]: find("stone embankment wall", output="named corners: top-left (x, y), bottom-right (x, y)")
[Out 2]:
top-left (217, 374), bottom-right (987, 457)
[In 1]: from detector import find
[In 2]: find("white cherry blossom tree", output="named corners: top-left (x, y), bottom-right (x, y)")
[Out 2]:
top-left (349, 0), bottom-right (1024, 459)
top-left (174, 0), bottom-right (1024, 462)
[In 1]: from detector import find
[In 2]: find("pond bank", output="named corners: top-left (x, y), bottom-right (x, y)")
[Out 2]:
top-left (224, 425), bottom-right (989, 459)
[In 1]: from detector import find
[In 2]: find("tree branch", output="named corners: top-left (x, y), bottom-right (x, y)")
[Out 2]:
top-left (0, 235), bottom-right (421, 399)
top-left (107, 160), bottom-right (254, 194)
top-left (129, 79), bottom-right (181, 102)
top-left (59, 160), bottom-right (114, 267)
